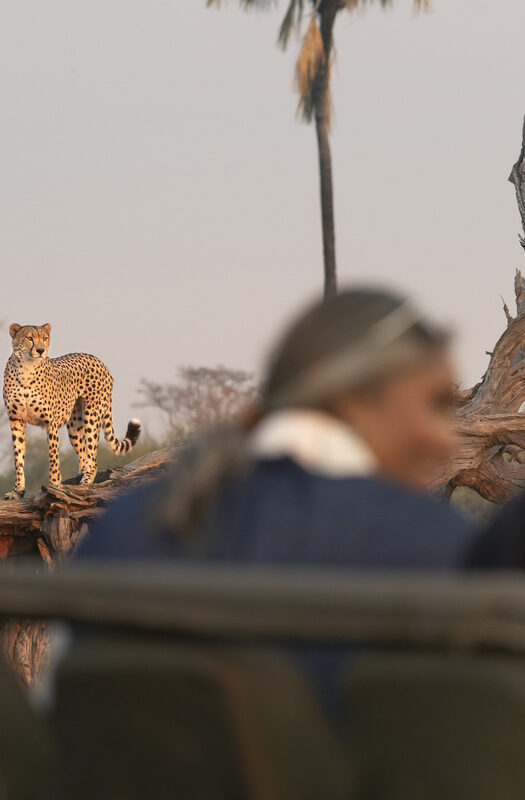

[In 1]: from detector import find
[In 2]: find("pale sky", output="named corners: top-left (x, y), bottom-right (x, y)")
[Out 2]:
top-left (2, 0), bottom-right (525, 436)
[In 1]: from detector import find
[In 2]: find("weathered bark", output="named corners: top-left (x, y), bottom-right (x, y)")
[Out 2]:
top-left (0, 447), bottom-right (173, 684)
top-left (431, 272), bottom-right (525, 502)
top-left (315, 0), bottom-right (339, 300)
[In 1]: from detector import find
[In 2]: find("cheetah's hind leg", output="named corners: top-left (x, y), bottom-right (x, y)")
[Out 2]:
top-left (79, 405), bottom-right (102, 486)
top-left (47, 421), bottom-right (62, 488)
top-left (67, 398), bottom-right (87, 478)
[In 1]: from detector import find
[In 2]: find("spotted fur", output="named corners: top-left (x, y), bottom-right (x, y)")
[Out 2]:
top-left (3, 323), bottom-right (141, 499)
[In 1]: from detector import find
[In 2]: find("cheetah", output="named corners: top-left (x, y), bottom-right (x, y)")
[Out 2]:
top-left (3, 323), bottom-right (141, 499)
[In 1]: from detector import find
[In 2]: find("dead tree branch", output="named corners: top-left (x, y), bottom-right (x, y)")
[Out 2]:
top-left (433, 120), bottom-right (525, 501)
top-left (509, 113), bottom-right (525, 251)
top-left (433, 272), bottom-right (525, 501)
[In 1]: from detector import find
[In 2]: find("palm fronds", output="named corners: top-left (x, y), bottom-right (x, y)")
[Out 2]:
top-left (342, 0), bottom-right (429, 11)
top-left (207, 0), bottom-right (276, 8)
top-left (209, 0), bottom-right (431, 124)
top-left (294, 16), bottom-right (326, 123)
top-left (342, 0), bottom-right (391, 9)
top-left (277, 0), bottom-right (305, 49)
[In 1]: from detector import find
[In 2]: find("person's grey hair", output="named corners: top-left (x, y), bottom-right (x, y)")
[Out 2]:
top-left (155, 287), bottom-right (449, 536)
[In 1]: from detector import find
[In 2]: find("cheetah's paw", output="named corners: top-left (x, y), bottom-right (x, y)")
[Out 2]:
top-left (4, 489), bottom-right (25, 501)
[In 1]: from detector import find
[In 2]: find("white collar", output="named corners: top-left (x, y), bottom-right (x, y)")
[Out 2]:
top-left (250, 410), bottom-right (377, 478)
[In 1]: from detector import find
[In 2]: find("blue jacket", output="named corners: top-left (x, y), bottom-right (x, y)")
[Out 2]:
top-left (75, 457), bottom-right (480, 716)
top-left (76, 457), bottom-right (477, 568)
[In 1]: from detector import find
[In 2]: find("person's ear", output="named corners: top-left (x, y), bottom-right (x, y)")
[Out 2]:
top-left (9, 324), bottom-right (21, 339)
top-left (42, 324), bottom-right (52, 336)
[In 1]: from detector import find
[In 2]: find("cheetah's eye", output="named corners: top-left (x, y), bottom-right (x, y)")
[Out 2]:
top-left (24, 337), bottom-right (32, 343)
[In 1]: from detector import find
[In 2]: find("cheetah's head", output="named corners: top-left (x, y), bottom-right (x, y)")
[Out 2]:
top-left (9, 324), bottom-right (51, 362)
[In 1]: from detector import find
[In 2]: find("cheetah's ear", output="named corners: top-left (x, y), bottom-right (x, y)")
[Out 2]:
top-left (42, 324), bottom-right (52, 336)
top-left (9, 324), bottom-right (21, 339)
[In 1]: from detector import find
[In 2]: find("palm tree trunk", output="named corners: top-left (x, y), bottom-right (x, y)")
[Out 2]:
top-left (315, 0), bottom-right (339, 299)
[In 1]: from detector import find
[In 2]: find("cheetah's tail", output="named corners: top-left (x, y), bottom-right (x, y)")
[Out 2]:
top-left (102, 407), bottom-right (142, 455)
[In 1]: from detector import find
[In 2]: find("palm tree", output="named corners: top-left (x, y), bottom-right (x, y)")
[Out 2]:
top-left (207, 0), bottom-right (428, 298)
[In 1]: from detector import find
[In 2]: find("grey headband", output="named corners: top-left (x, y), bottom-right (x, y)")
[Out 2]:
top-left (266, 301), bottom-right (441, 409)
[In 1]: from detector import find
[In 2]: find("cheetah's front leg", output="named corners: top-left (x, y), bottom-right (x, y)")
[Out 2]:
top-left (5, 419), bottom-right (27, 500)
top-left (46, 421), bottom-right (62, 488)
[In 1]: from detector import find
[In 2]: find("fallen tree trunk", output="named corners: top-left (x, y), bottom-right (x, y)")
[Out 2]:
top-left (0, 447), bottom-right (172, 563)
top-left (0, 446), bottom-right (173, 683)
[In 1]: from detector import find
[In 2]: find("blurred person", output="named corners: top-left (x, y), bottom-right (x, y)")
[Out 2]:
top-left (76, 287), bottom-right (477, 567)
top-left (68, 287), bottom-right (486, 716)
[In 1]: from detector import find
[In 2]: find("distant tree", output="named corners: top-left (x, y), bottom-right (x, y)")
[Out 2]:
top-left (137, 366), bottom-right (258, 439)
top-left (208, 0), bottom-right (428, 298)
